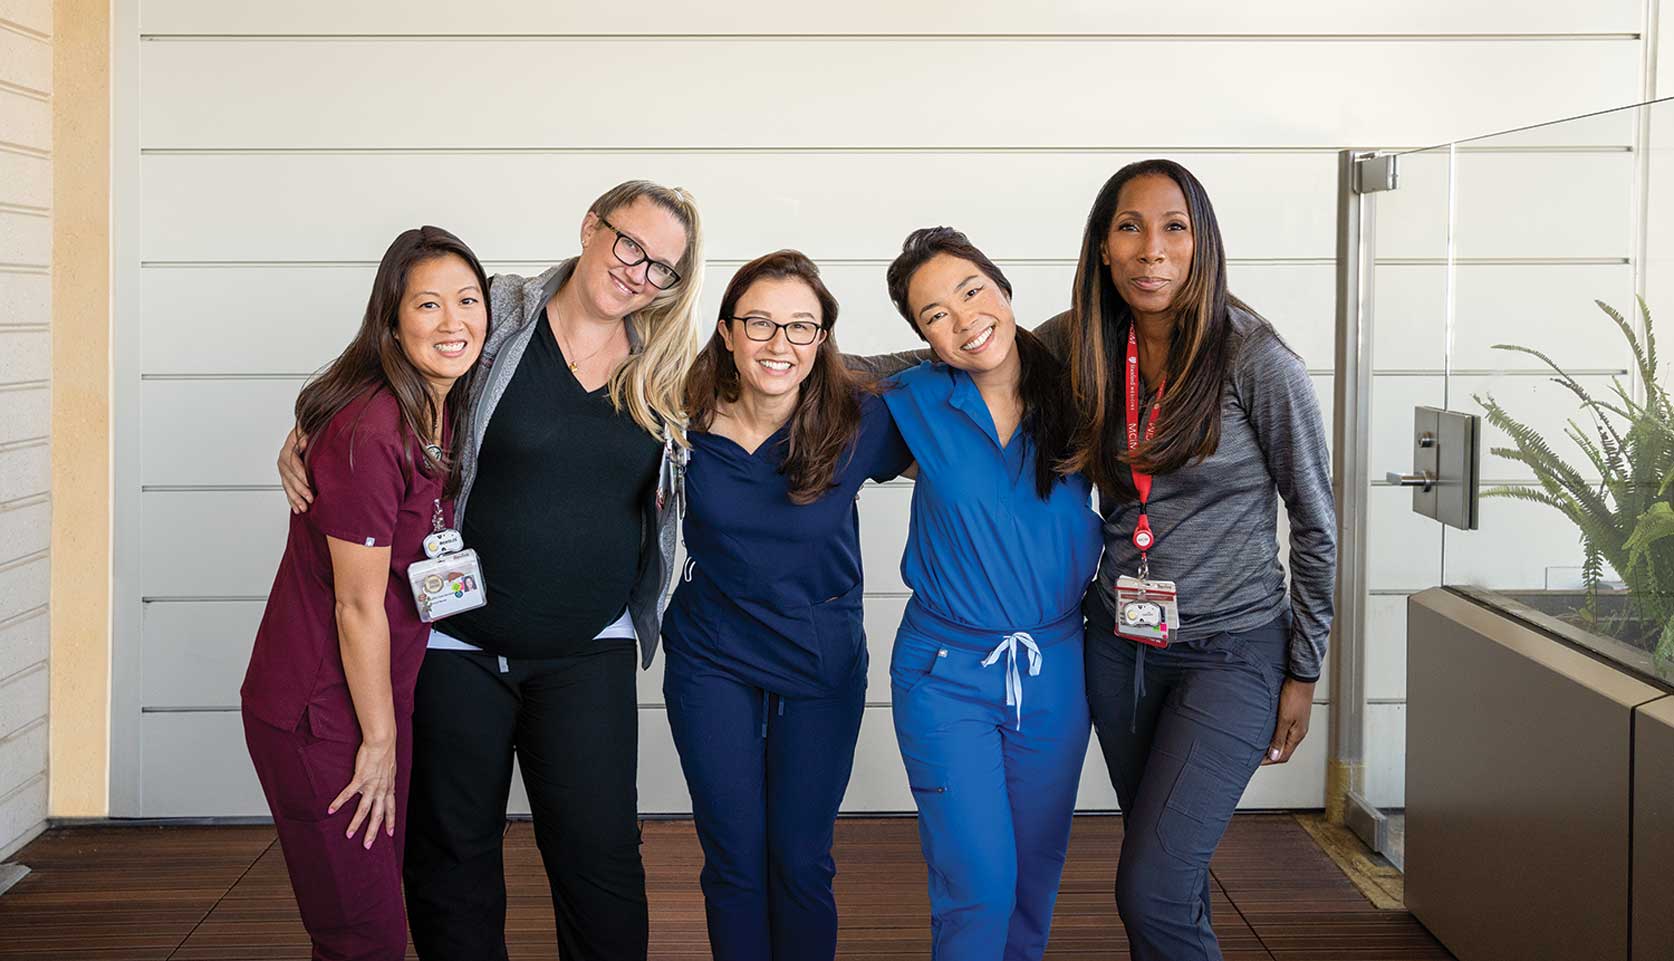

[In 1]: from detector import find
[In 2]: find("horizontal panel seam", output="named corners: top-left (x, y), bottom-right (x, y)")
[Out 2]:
top-left (0, 17), bottom-right (49, 43)
top-left (1378, 257), bottom-right (1631, 266)
top-left (0, 140), bottom-right (49, 160)
top-left (0, 603), bottom-right (47, 632)
top-left (0, 78), bottom-right (47, 103)
top-left (0, 492), bottom-right (49, 512)
top-left (0, 325), bottom-right (48, 334)
top-left (0, 771), bottom-right (44, 808)
top-left (0, 202), bottom-right (48, 218)
top-left (135, 143), bottom-right (1635, 156)
top-left (0, 716), bottom-right (46, 746)
top-left (0, 661), bottom-right (46, 697)
top-left (142, 257), bottom-right (1150, 269)
top-left (0, 379), bottom-right (48, 393)
top-left (136, 32), bottom-right (1643, 42)
top-left (0, 549), bottom-right (48, 573)
top-left (0, 263), bottom-right (48, 275)
top-left (136, 257), bottom-right (1636, 269)
top-left (141, 145), bottom-right (1354, 156)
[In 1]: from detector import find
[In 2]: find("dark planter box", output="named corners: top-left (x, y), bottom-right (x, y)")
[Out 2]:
top-left (1406, 588), bottom-right (1674, 961)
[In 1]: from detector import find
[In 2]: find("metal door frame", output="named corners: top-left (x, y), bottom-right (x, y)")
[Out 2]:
top-left (1328, 149), bottom-right (1397, 853)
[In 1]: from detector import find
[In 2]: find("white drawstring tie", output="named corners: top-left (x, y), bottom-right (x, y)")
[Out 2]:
top-left (981, 631), bottom-right (1042, 731)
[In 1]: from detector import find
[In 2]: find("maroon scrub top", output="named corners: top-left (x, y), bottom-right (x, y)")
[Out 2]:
top-left (241, 387), bottom-right (452, 743)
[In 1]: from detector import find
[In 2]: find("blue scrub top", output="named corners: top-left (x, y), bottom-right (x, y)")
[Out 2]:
top-left (884, 362), bottom-right (1102, 645)
top-left (663, 392), bottom-right (912, 697)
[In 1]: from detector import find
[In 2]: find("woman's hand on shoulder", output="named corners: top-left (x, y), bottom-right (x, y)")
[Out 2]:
top-left (278, 426), bottom-right (313, 513)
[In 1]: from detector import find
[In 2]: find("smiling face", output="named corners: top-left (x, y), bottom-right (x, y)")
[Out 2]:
top-left (394, 253), bottom-right (487, 395)
top-left (576, 196), bottom-right (690, 319)
top-left (906, 253), bottom-right (1018, 375)
top-left (718, 275), bottom-right (827, 403)
top-left (1103, 172), bottom-right (1196, 322)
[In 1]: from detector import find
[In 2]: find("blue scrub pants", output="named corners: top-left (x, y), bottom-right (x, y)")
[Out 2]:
top-left (663, 647), bottom-right (867, 961)
top-left (1084, 613), bottom-right (1289, 961)
top-left (889, 604), bottom-right (1091, 961)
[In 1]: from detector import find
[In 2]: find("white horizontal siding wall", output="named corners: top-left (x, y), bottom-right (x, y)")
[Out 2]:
top-left (0, 0), bottom-right (52, 858)
top-left (115, 0), bottom-right (1652, 815)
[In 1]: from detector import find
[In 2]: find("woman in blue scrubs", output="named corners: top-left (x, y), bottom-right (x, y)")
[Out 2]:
top-left (881, 227), bottom-right (1101, 961)
top-left (662, 250), bottom-right (911, 961)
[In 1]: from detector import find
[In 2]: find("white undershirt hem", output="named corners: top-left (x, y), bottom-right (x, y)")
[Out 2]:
top-left (427, 606), bottom-right (637, 651)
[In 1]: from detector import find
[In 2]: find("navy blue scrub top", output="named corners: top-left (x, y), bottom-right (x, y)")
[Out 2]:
top-left (662, 392), bottom-right (912, 698)
top-left (884, 362), bottom-right (1102, 639)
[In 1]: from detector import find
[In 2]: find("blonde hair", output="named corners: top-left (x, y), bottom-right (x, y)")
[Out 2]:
top-left (591, 180), bottom-right (706, 445)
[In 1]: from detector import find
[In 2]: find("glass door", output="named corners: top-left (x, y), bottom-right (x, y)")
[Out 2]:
top-left (1352, 97), bottom-right (1674, 867)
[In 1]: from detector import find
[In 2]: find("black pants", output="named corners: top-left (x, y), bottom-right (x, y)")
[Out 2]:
top-left (403, 647), bottom-right (648, 961)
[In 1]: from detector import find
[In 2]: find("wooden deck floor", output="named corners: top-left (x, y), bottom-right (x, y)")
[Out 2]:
top-left (0, 814), bottom-right (1452, 960)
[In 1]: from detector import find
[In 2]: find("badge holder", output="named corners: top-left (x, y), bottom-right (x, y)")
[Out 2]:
top-left (407, 499), bottom-right (487, 623)
top-left (1114, 326), bottom-right (1183, 648)
top-left (1115, 517), bottom-right (1180, 645)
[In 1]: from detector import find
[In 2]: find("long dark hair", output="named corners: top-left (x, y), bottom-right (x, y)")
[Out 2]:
top-left (684, 250), bottom-right (863, 505)
top-left (884, 226), bottom-right (1074, 500)
top-left (295, 225), bottom-right (488, 498)
top-left (1065, 159), bottom-right (1265, 500)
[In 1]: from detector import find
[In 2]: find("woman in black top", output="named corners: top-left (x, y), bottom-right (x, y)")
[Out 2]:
top-left (279, 180), bottom-right (705, 961)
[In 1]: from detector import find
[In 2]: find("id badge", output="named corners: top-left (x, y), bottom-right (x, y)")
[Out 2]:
top-left (1115, 575), bottom-right (1181, 648)
top-left (408, 548), bottom-right (487, 623)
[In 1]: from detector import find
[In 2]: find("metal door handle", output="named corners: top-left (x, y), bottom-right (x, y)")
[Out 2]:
top-left (1386, 470), bottom-right (1435, 492)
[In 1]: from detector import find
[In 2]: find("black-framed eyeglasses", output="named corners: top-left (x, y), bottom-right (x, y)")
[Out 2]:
top-left (596, 215), bottom-right (681, 290)
top-left (728, 316), bottom-right (827, 346)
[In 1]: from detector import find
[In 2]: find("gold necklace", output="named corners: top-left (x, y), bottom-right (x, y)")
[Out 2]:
top-left (552, 306), bottom-right (619, 375)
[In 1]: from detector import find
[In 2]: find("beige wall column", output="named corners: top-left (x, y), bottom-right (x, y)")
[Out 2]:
top-left (48, 0), bottom-right (110, 818)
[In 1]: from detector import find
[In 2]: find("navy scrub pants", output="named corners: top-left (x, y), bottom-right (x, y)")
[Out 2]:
top-left (889, 606), bottom-right (1091, 961)
top-left (663, 647), bottom-right (867, 961)
top-left (1084, 613), bottom-right (1290, 961)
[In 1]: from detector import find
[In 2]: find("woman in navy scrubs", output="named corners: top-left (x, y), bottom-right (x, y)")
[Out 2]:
top-left (662, 250), bottom-right (911, 961)
top-left (881, 227), bottom-right (1100, 961)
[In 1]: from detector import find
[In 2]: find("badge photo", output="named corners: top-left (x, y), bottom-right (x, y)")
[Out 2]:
top-left (409, 497), bottom-right (487, 622)
top-left (408, 549), bottom-right (488, 623)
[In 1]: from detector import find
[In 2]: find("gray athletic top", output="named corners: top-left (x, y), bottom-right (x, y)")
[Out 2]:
top-left (851, 306), bottom-right (1336, 681)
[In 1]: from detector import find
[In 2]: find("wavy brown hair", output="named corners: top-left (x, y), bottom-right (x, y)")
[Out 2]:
top-left (295, 225), bottom-right (489, 498)
top-left (685, 250), bottom-right (863, 505)
top-left (885, 226), bottom-right (1075, 501)
top-left (1065, 159), bottom-right (1270, 500)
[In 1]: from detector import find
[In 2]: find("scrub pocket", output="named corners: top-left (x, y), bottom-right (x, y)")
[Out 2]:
top-left (903, 757), bottom-right (950, 796)
top-left (809, 581), bottom-right (868, 688)
top-left (1154, 739), bottom-right (1261, 864)
top-left (244, 707), bottom-right (357, 824)
top-left (888, 631), bottom-right (949, 697)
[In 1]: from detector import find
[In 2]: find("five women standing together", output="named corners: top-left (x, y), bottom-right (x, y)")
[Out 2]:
top-left (254, 159), bottom-right (1336, 961)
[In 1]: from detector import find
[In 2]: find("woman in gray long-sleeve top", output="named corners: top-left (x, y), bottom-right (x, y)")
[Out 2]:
top-left (1065, 160), bottom-right (1336, 961)
top-left (852, 159), bottom-right (1336, 961)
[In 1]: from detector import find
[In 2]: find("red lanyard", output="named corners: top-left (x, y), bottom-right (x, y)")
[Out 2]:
top-left (1126, 325), bottom-right (1164, 556)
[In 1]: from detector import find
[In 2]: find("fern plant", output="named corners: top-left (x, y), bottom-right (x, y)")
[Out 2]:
top-left (1474, 298), bottom-right (1674, 665)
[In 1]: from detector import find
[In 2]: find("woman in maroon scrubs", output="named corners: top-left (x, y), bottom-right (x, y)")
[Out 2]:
top-left (240, 226), bottom-right (489, 961)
